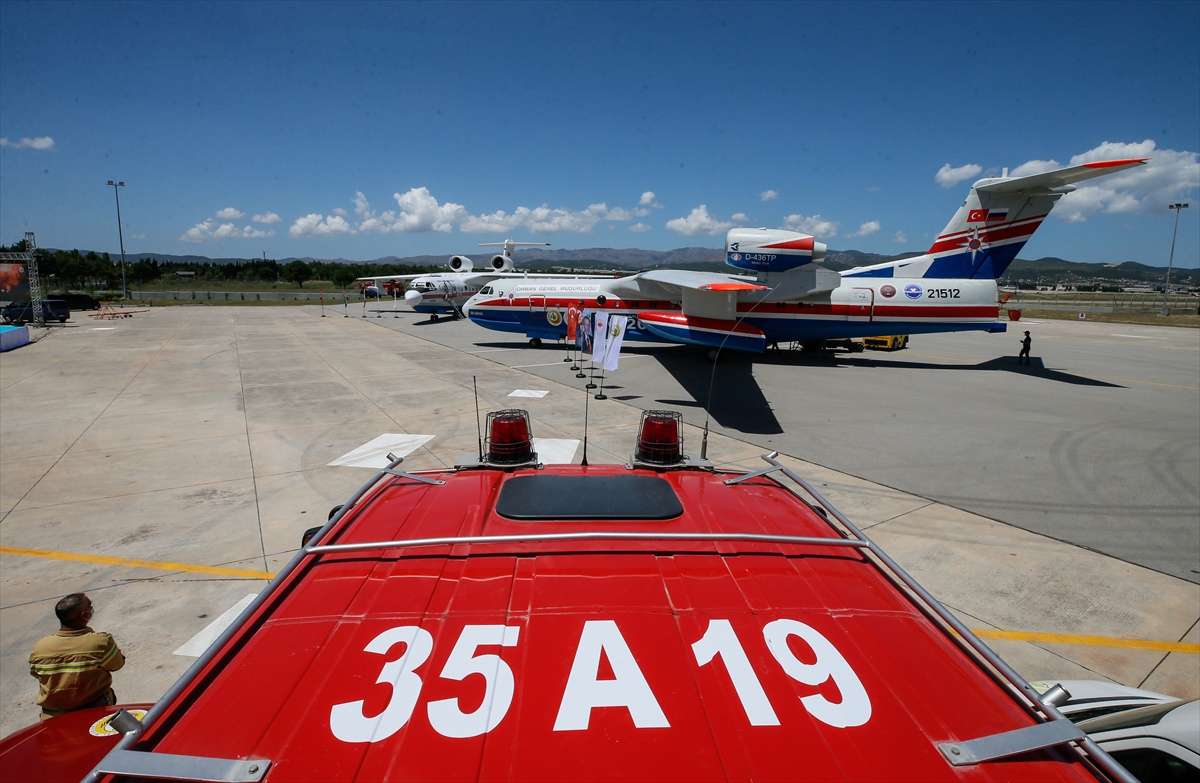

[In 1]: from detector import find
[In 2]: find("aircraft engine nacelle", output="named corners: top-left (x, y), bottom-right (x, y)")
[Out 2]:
top-left (449, 255), bottom-right (474, 272)
top-left (490, 254), bottom-right (515, 272)
top-left (725, 228), bottom-right (827, 273)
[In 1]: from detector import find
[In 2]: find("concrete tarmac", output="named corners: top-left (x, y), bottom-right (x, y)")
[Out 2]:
top-left (387, 309), bottom-right (1200, 584)
top-left (1, 306), bottom-right (1196, 736)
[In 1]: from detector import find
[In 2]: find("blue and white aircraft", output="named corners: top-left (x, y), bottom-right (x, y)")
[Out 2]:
top-left (464, 158), bottom-right (1147, 350)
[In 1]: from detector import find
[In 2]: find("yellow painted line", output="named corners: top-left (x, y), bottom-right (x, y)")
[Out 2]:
top-left (2, 546), bottom-right (1195, 653)
top-left (0, 546), bottom-right (276, 580)
top-left (971, 628), bottom-right (1199, 654)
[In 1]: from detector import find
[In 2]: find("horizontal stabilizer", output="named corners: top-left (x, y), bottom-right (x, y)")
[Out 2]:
top-left (976, 158), bottom-right (1147, 194)
top-left (638, 312), bottom-right (766, 353)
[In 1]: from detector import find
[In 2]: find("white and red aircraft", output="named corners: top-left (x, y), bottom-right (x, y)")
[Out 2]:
top-left (358, 240), bottom-right (613, 319)
top-left (357, 240), bottom-right (550, 318)
top-left (465, 159), bottom-right (1147, 351)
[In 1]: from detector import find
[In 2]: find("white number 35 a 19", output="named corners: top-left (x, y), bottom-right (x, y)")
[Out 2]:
top-left (330, 624), bottom-right (519, 743)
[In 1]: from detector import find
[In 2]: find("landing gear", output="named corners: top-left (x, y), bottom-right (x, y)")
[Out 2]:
top-left (430, 313), bottom-right (439, 322)
top-left (529, 337), bottom-right (543, 348)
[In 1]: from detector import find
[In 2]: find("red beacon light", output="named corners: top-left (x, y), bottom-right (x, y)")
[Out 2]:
top-left (484, 409), bottom-right (538, 466)
top-left (634, 410), bottom-right (683, 466)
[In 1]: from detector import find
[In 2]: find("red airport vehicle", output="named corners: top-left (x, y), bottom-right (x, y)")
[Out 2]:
top-left (2, 410), bottom-right (1137, 783)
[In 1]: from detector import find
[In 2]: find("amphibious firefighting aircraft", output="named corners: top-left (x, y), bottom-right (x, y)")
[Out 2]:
top-left (464, 158), bottom-right (1147, 351)
top-left (358, 240), bottom-right (614, 319)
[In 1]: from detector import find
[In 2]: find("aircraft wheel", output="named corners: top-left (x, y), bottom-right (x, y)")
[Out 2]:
top-left (430, 313), bottom-right (439, 321)
top-left (706, 348), bottom-right (719, 362)
top-left (529, 337), bottom-right (542, 348)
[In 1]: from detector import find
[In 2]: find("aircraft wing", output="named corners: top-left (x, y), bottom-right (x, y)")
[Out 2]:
top-left (356, 274), bottom-right (431, 282)
top-left (489, 272), bottom-right (622, 279)
top-left (635, 269), bottom-right (766, 292)
top-left (977, 158), bottom-right (1148, 193)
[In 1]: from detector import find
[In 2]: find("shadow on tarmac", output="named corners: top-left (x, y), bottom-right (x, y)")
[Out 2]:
top-left (654, 350), bottom-right (784, 435)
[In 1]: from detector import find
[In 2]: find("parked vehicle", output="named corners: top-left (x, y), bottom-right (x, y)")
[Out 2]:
top-left (1, 300), bottom-right (70, 324)
top-left (1031, 680), bottom-right (1180, 724)
top-left (864, 335), bottom-right (909, 351)
top-left (47, 292), bottom-right (101, 311)
top-left (1080, 699), bottom-right (1199, 781)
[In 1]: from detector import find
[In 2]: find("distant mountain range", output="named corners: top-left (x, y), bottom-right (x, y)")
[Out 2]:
top-left (46, 247), bottom-right (1199, 286)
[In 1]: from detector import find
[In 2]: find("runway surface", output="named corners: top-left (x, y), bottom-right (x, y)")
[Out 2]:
top-left (367, 306), bottom-right (1200, 583)
top-left (1, 306), bottom-right (1196, 735)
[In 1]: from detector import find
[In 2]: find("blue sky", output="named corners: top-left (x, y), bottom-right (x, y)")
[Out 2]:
top-left (2, 0), bottom-right (1197, 266)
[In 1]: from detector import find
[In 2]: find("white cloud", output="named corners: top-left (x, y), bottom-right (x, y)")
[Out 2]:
top-left (935, 163), bottom-right (982, 188)
top-left (182, 219), bottom-right (275, 242)
top-left (666, 205), bottom-right (734, 236)
top-left (731, 213), bottom-right (749, 222)
top-left (353, 188), bottom-right (468, 234)
top-left (847, 220), bottom-right (881, 238)
top-left (639, 191), bottom-right (662, 207)
top-left (288, 213), bottom-right (356, 237)
top-left (760, 190), bottom-right (778, 202)
top-left (0, 136), bottom-right (55, 150)
top-left (1051, 140), bottom-right (1198, 223)
top-left (1009, 159), bottom-right (1061, 177)
top-left (462, 204), bottom-right (603, 234)
top-left (332, 207), bottom-right (348, 217)
top-left (893, 230), bottom-right (907, 244)
top-left (630, 222), bottom-right (651, 233)
top-left (590, 203), bottom-right (637, 221)
top-left (215, 207), bottom-right (244, 220)
top-left (130, 233), bottom-right (146, 240)
top-left (780, 214), bottom-right (839, 238)
top-left (252, 212), bottom-right (281, 224)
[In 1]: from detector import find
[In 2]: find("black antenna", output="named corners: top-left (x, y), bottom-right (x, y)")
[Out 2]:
top-left (472, 375), bottom-right (483, 461)
top-left (700, 285), bottom-right (778, 461)
top-left (580, 384), bottom-right (590, 466)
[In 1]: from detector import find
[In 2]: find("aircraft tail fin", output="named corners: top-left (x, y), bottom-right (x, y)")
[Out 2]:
top-left (916, 158), bottom-right (1147, 279)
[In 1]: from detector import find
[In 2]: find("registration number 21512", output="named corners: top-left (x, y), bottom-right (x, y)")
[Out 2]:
top-left (329, 618), bottom-right (871, 743)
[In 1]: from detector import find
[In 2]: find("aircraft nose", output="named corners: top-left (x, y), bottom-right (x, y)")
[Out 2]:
top-left (404, 289), bottom-right (423, 306)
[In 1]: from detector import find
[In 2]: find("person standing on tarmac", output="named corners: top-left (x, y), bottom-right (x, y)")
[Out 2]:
top-left (29, 593), bottom-right (125, 720)
top-left (1019, 330), bottom-right (1032, 365)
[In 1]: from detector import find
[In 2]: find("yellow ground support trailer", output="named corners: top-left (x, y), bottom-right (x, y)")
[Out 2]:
top-left (863, 335), bottom-right (909, 351)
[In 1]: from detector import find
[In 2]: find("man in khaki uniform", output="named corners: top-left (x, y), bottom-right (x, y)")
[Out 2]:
top-left (29, 593), bottom-right (125, 720)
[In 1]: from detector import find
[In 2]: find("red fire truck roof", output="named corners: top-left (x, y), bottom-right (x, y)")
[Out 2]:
top-left (54, 439), bottom-right (1124, 783)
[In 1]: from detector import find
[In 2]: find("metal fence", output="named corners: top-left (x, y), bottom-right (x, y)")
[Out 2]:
top-left (130, 290), bottom-right (365, 302)
top-left (1002, 291), bottom-right (1197, 313)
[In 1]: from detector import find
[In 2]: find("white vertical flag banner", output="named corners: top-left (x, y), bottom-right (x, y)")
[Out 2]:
top-left (602, 316), bottom-right (628, 372)
top-left (591, 310), bottom-right (609, 363)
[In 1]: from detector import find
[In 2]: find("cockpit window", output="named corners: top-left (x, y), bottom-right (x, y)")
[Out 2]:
top-left (413, 281), bottom-right (434, 291)
top-left (480, 286), bottom-right (494, 295)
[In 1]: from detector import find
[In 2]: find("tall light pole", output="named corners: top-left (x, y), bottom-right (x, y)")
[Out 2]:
top-left (107, 180), bottom-right (129, 299)
top-left (1163, 202), bottom-right (1189, 315)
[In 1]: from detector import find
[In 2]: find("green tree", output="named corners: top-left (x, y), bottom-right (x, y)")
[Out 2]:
top-left (331, 267), bottom-right (357, 289)
top-left (284, 260), bottom-right (312, 288)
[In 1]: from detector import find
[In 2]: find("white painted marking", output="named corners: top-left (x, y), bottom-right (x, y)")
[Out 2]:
top-left (1110, 334), bottom-right (1156, 339)
top-left (533, 438), bottom-right (579, 464)
top-left (511, 361), bottom-right (576, 369)
top-left (508, 389), bottom-right (549, 398)
top-left (173, 593), bottom-right (259, 657)
top-left (329, 433), bottom-right (435, 468)
top-left (468, 348), bottom-right (517, 354)
top-left (89, 327), bottom-right (117, 331)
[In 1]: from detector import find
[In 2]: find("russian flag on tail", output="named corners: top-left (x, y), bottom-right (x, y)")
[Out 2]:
top-left (968, 208), bottom-right (1009, 223)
